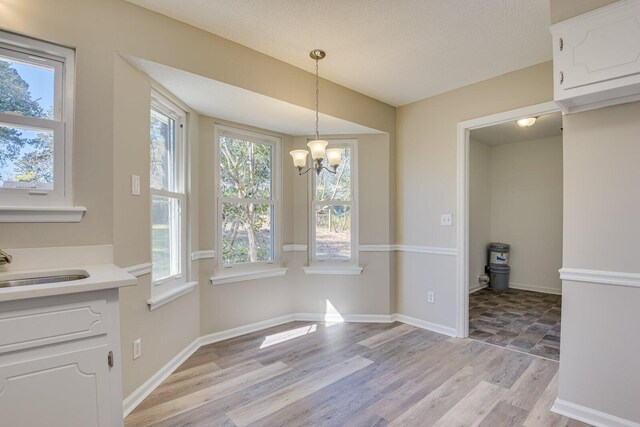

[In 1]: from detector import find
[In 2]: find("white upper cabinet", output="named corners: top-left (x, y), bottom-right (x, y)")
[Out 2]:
top-left (551, 0), bottom-right (640, 113)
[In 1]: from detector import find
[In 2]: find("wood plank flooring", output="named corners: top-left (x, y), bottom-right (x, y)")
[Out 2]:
top-left (125, 321), bottom-right (590, 427)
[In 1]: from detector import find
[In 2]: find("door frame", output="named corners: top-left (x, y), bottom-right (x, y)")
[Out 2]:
top-left (455, 101), bottom-right (561, 338)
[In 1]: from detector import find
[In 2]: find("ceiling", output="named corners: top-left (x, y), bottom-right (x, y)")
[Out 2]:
top-left (125, 56), bottom-right (382, 136)
top-left (125, 0), bottom-right (552, 106)
top-left (471, 112), bottom-right (563, 146)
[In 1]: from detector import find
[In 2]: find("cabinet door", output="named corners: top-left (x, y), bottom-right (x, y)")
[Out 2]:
top-left (0, 344), bottom-right (112, 427)
top-left (555, 1), bottom-right (640, 91)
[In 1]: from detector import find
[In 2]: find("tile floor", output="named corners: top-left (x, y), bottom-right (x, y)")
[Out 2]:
top-left (469, 288), bottom-right (561, 360)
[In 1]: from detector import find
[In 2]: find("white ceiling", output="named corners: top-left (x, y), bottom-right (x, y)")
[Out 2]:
top-left (471, 112), bottom-right (563, 146)
top-left (125, 56), bottom-right (382, 136)
top-left (126, 0), bottom-right (552, 106)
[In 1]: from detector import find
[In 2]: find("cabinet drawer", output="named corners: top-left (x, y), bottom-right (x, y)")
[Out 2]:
top-left (0, 299), bottom-right (107, 353)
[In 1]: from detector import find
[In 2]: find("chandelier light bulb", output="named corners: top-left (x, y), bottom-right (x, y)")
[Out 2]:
top-left (289, 150), bottom-right (309, 168)
top-left (326, 148), bottom-right (344, 168)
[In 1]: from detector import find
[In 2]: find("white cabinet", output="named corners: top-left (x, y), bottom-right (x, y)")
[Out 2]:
top-left (0, 289), bottom-right (125, 427)
top-left (551, 0), bottom-right (640, 113)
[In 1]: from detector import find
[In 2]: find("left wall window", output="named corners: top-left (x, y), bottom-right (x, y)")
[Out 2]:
top-left (150, 92), bottom-right (187, 289)
top-left (0, 31), bottom-right (75, 209)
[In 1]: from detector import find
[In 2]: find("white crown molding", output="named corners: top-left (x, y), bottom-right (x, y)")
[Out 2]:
top-left (552, 398), bottom-right (640, 427)
top-left (191, 250), bottom-right (216, 261)
top-left (283, 244), bottom-right (307, 252)
top-left (359, 245), bottom-right (394, 252)
top-left (147, 281), bottom-right (197, 311)
top-left (395, 244), bottom-right (458, 256)
top-left (122, 311), bottom-right (455, 416)
top-left (559, 268), bottom-right (640, 289)
top-left (124, 262), bottom-right (152, 277)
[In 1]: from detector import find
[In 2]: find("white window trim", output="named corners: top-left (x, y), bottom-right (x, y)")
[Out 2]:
top-left (213, 124), bottom-right (283, 281)
top-left (150, 91), bottom-right (190, 299)
top-left (308, 139), bottom-right (360, 273)
top-left (0, 31), bottom-right (83, 222)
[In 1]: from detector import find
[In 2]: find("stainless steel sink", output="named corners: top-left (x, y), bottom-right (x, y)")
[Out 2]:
top-left (0, 273), bottom-right (89, 288)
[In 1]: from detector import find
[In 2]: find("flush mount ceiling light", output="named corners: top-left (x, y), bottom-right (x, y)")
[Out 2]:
top-left (290, 49), bottom-right (344, 175)
top-left (516, 117), bottom-right (537, 127)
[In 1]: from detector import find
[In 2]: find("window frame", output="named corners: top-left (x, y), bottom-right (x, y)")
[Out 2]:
top-left (214, 124), bottom-right (282, 275)
top-left (309, 138), bottom-right (359, 267)
top-left (150, 91), bottom-right (188, 294)
top-left (0, 31), bottom-right (75, 208)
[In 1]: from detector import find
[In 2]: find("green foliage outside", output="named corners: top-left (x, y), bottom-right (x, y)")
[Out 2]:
top-left (219, 136), bottom-right (273, 264)
top-left (0, 60), bottom-right (53, 185)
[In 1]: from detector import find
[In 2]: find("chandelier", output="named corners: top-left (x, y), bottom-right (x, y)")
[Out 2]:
top-left (290, 49), bottom-right (343, 175)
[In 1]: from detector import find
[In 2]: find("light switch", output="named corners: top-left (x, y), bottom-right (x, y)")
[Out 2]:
top-left (131, 174), bottom-right (141, 196)
top-left (440, 214), bottom-right (452, 226)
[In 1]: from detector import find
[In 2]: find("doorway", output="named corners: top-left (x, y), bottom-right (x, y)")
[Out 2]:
top-left (456, 102), bottom-right (563, 360)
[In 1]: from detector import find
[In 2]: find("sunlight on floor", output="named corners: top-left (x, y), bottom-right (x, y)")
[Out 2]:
top-left (324, 299), bottom-right (345, 326)
top-left (260, 324), bottom-right (317, 349)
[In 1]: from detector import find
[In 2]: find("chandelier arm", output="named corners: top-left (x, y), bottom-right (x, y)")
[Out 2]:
top-left (321, 166), bottom-right (337, 175)
top-left (297, 166), bottom-right (313, 176)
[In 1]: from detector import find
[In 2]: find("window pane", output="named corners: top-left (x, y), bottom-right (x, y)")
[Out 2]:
top-left (315, 205), bottom-right (351, 260)
top-left (219, 136), bottom-right (272, 199)
top-left (0, 53), bottom-right (55, 119)
top-left (152, 195), bottom-right (181, 281)
top-left (315, 147), bottom-right (351, 201)
top-left (0, 124), bottom-right (53, 190)
top-left (222, 202), bottom-right (273, 265)
top-left (150, 109), bottom-right (176, 191)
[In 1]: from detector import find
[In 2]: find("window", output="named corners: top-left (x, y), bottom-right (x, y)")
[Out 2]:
top-left (216, 125), bottom-right (281, 272)
top-left (310, 139), bottom-right (358, 265)
top-left (0, 31), bottom-right (75, 209)
top-left (150, 93), bottom-right (187, 290)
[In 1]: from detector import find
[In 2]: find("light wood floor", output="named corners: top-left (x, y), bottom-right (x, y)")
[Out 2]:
top-left (125, 321), bottom-right (590, 427)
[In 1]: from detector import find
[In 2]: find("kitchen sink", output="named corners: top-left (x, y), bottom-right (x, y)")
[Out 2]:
top-left (0, 272), bottom-right (89, 288)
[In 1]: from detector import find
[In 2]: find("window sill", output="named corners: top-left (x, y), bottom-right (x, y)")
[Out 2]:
top-left (210, 267), bottom-right (288, 285)
top-left (147, 281), bottom-right (197, 311)
top-left (303, 265), bottom-right (364, 275)
top-left (0, 206), bottom-right (86, 223)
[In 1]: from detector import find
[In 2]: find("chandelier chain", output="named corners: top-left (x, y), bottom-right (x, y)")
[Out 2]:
top-left (315, 57), bottom-right (319, 141)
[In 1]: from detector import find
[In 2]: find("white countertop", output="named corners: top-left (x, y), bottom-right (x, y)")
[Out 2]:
top-left (0, 264), bottom-right (137, 303)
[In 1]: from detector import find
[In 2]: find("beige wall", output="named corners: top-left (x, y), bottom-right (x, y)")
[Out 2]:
top-left (550, 0), bottom-right (618, 24)
top-left (0, 0), bottom-right (395, 399)
top-left (490, 136), bottom-right (563, 293)
top-left (469, 139), bottom-right (492, 291)
top-left (113, 56), bottom-right (201, 397)
top-left (197, 116), bottom-right (296, 334)
top-left (289, 134), bottom-right (395, 316)
top-left (395, 61), bottom-right (554, 327)
top-left (0, 0), bottom-right (393, 250)
top-left (549, 1), bottom-right (640, 422)
top-left (559, 102), bottom-right (640, 422)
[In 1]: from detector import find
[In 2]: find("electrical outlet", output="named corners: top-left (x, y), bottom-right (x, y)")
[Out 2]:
top-left (440, 214), bottom-right (452, 226)
top-left (133, 338), bottom-right (142, 360)
top-left (427, 291), bottom-right (435, 303)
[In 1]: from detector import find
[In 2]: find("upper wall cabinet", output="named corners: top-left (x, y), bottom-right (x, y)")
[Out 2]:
top-left (551, 0), bottom-right (640, 114)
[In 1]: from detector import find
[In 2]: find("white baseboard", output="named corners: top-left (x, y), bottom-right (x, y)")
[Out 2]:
top-left (552, 398), bottom-right (640, 427)
top-left (122, 337), bottom-right (200, 417)
top-left (391, 313), bottom-right (457, 337)
top-left (509, 282), bottom-right (562, 295)
top-left (198, 314), bottom-right (297, 347)
top-left (469, 285), bottom-right (488, 294)
top-left (122, 311), bottom-right (454, 417)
